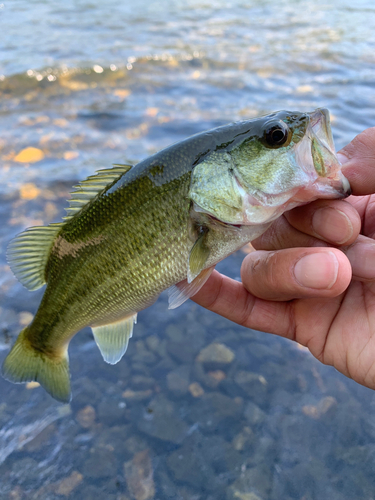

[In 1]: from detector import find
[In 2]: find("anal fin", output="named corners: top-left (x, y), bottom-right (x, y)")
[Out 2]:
top-left (168, 266), bottom-right (215, 309)
top-left (91, 313), bottom-right (137, 365)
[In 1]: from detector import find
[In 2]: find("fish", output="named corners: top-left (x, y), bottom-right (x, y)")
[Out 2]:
top-left (2, 108), bottom-right (351, 403)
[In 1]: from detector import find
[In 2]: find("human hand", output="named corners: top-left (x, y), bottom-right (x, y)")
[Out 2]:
top-left (192, 127), bottom-right (375, 390)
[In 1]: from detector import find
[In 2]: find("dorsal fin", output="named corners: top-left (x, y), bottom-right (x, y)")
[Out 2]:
top-left (63, 164), bottom-right (132, 220)
top-left (7, 223), bottom-right (63, 291)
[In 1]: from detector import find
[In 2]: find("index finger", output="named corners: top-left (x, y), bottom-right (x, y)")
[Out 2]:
top-left (339, 127), bottom-right (375, 196)
top-left (191, 269), bottom-right (295, 339)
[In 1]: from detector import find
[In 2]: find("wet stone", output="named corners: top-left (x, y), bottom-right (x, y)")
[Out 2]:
top-left (24, 423), bottom-right (56, 452)
top-left (302, 396), bottom-right (338, 420)
top-left (226, 489), bottom-right (263, 500)
top-left (97, 398), bottom-right (128, 426)
top-left (82, 447), bottom-right (117, 479)
top-left (72, 377), bottom-right (102, 408)
top-left (122, 389), bottom-right (153, 402)
top-left (131, 375), bottom-right (156, 390)
top-left (10, 458), bottom-right (40, 487)
top-left (189, 382), bottom-right (205, 397)
top-left (78, 485), bottom-right (118, 500)
top-left (76, 405), bottom-right (96, 428)
top-left (119, 436), bottom-right (148, 461)
top-left (165, 324), bottom-right (184, 342)
top-left (232, 427), bottom-right (255, 451)
top-left (234, 371), bottom-right (268, 404)
top-left (167, 341), bottom-right (200, 364)
top-left (167, 365), bottom-right (191, 395)
top-left (137, 394), bottom-right (189, 443)
top-left (196, 343), bottom-right (235, 369)
top-left (227, 464), bottom-right (272, 499)
top-left (166, 440), bottom-right (216, 491)
top-left (54, 471), bottom-right (83, 497)
top-left (244, 402), bottom-right (266, 427)
top-left (198, 434), bottom-right (243, 473)
top-left (124, 449), bottom-right (155, 500)
top-left (187, 392), bottom-right (243, 432)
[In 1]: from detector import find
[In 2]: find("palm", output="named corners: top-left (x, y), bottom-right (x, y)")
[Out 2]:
top-left (294, 194), bottom-right (375, 385)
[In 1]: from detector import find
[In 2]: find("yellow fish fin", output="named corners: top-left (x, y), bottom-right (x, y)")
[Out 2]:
top-left (91, 313), bottom-right (137, 365)
top-left (7, 223), bottom-right (63, 291)
top-left (187, 230), bottom-right (210, 283)
top-left (2, 328), bottom-right (71, 403)
top-left (64, 164), bottom-right (132, 221)
top-left (168, 266), bottom-right (215, 309)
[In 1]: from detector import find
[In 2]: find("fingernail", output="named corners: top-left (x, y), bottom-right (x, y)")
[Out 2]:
top-left (346, 242), bottom-right (375, 280)
top-left (294, 252), bottom-right (339, 289)
top-left (337, 152), bottom-right (349, 165)
top-left (312, 207), bottom-right (353, 244)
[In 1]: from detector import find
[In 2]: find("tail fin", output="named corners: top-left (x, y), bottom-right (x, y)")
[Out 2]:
top-left (2, 328), bottom-right (71, 403)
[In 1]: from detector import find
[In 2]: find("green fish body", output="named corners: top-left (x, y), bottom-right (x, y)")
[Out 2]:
top-left (2, 108), bottom-right (350, 402)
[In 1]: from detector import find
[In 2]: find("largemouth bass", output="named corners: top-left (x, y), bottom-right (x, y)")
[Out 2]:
top-left (2, 108), bottom-right (350, 403)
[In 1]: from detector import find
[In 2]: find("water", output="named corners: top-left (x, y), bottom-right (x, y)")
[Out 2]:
top-left (1, 0), bottom-right (375, 498)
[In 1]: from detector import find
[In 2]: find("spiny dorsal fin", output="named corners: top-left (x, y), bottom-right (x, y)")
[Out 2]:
top-left (64, 164), bottom-right (132, 221)
top-left (7, 223), bottom-right (63, 291)
top-left (91, 313), bottom-right (137, 365)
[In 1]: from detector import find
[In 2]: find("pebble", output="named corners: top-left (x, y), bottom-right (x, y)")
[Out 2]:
top-left (227, 464), bottom-right (272, 499)
top-left (196, 343), bottom-right (235, 367)
top-left (189, 382), bottom-right (205, 397)
top-left (122, 389), bottom-right (153, 401)
top-left (131, 375), bottom-right (156, 390)
top-left (24, 423), bottom-right (56, 452)
top-left (124, 449), bottom-right (155, 500)
top-left (97, 399), bottom-right (128, 426)
top-left (54, 471), bottom-right (83, 497)
top-left (76, 405), bottom-right (96, 429)
top-left (243, 402), bottom-right (266, 426)
top-left (137, 394), bottom-right (189, 443)
top-left (167, 365), bottom-right (191, 395)
top-left (234, 371), bottom-right (268, 404)
top-left (232, 427), bottom-right (255, 451)
top-left (302, 396), bottom-right (338, 420)
top-left (187, 392), bottom-right (243, 432)
top-left (82, 447), bottom-right (117, 479)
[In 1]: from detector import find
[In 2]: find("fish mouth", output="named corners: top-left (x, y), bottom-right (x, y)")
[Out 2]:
top-left (305, 108), bottom-right (351, 198)
top-left (309, 108), bottom-right (335, 154)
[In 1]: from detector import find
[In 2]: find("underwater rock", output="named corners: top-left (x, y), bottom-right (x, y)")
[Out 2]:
top-left (124, 449), bottom-right (155, 500)
top-left (54, 471), bottom-right (83, 497)
top-left (234, 371), bottom-right (268, 404)
top-left (196, 343), bottom-right (235, 368)
top-left (97, 398), bottom-right (128, 426)
top-left (243, 402), bottom-right (266, 427)
top-left (187, 392), bottom-right (243, 432)
top-left (76, 405), bottom-right (96, 429)
top-left (227, 464), bottom-right (272, 500)
top-left (82, 447), bottom-right (117, 479)
top-left (166, 440), bottom-right (216, 490)
top-left (167, 365), bottom-right (191, 395)
top-left (137, 394), bottom-right (189, 443)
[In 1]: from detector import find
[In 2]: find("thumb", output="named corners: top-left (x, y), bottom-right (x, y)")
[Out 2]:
top-left (338, 127), bottom-right (375, 196)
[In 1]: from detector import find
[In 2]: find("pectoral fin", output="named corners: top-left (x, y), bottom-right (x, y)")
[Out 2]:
top-left (188, 230), bottom-right (210, 283)
top-left (92, 313), bottom-right (137, 365)
top-left (168, 266), bottom-right (215, 309)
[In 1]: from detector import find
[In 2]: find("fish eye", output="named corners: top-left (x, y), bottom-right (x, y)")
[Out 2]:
top-left (263, 121), bottom-right (291, 148)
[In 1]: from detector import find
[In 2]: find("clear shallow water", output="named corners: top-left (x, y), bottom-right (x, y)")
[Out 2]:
top-left (1, 0), bottom-right (375, 498)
